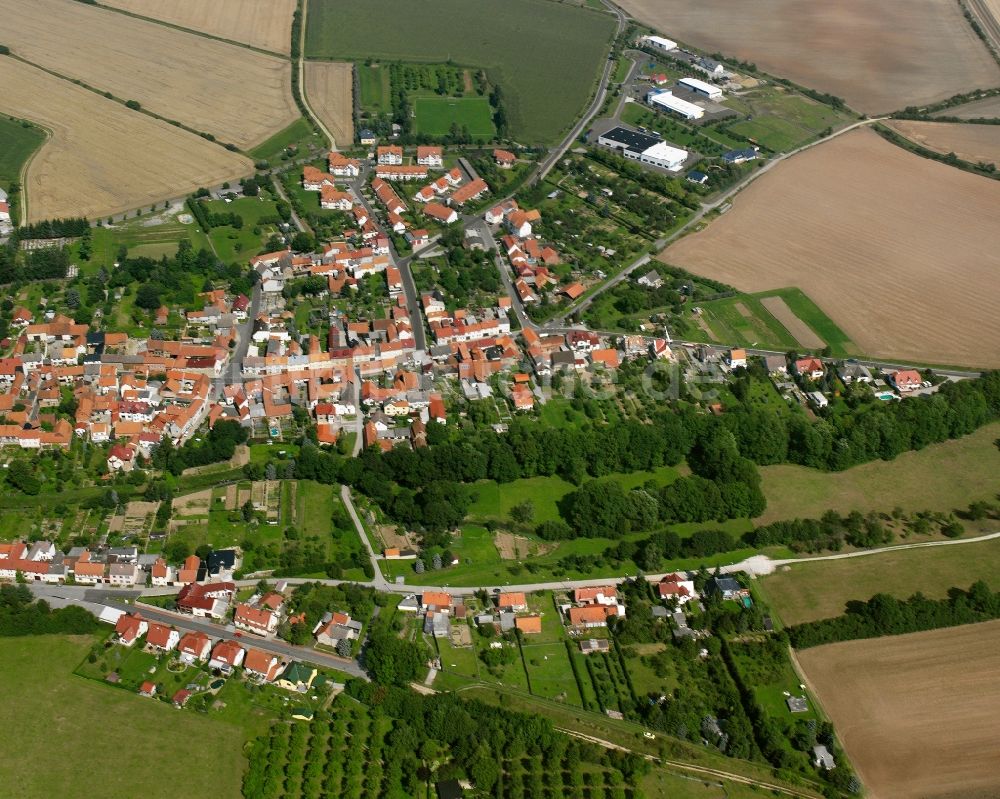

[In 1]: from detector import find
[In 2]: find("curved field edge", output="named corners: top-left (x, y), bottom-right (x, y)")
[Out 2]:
top-left (0, 57), bottom-right (254, 222)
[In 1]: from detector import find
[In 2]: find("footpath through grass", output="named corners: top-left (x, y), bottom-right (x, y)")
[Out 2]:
top-left (305, 0), bottom-right (616, 143)
top-left (0, 635), bottom-right (246, 799)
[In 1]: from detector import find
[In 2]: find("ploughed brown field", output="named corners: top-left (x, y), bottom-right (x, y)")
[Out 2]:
top-left (304, 61), bottom-right (355, 148)
top-left (886, 120), bottom-right (1000, 166)
top-left (797, 621), bottom-right (1000, 799)
top-left (932, 94), bottom-right (1000, 119)
top-left (0, 0), bottom-right (297, 149)
top-left (617, 0), bottom-right (1000, 114)
top-left (0, 58), bottom-right (253, 222)
top-left (661, 128), bottom-right (1000, 367)
top-left (101, 0), bottom-right (296, 54)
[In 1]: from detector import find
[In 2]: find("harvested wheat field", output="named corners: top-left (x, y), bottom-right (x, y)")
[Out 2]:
top-left (662, 128), bottom-right (1000, 366)
top-left (934, 94), bottom-right (1000, 119)
top-left (886, 120), bottom-right (1000, 166)
top-left (618, 0), bottom-right (1000, 114)
top-left (304, 61), bottom-right (355, 147)
top-left (101, 0), bottom-right (296, 54)
top-left (0, 59), bottom-right (252, 223)
top-left (0, 0), bottom-right (297, 149)
top-left (797, 621), bottom-right (1000, 799)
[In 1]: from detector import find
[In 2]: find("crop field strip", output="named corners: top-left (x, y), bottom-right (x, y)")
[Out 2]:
top-left (100, 0), bottom-right (296, 55)
top-left (798, 621), bottom-right (1000, 799)
top-left (0, 0), bottom-right (298, 150)
top-left (305, 0), bottom-right (617, 143)
top-left (885, 119), bottom-right (1000, 166)
top-left (662, 128), bottom-right (1000, 367)
top-left (618, 0), bottom-right (1000, 115)
top-left (303, 61), bottom-right (354, 147)
top-left (0, 58), bottom-right (254, 223)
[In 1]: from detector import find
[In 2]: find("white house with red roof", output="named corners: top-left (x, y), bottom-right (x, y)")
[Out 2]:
top-left (233, 602), bottom-right (278, 636)
top-left (146, 622), bottom-right (180, 652)
top-left (177, 631), bottom-right (212, 664)
top-left (890, 369), bottom-right (923, 392)
top-left (244, 648), bottom-right (283, 682)
top-left (657, 573), bottom-right (697, 605)
top-left (209, 640), bottom-right (245, 672)
top-left (114, 613), bottom-right (148, 646)
top-left (107, 444), bottom-right (134, 472)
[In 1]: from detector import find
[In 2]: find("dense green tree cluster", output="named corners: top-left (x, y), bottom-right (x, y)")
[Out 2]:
top-left (789, 581), bottom-right (1000, 648)
top-left (151, 419), bottom-right (248, 476)
top-left (0, 584), bottom-right (100, 636)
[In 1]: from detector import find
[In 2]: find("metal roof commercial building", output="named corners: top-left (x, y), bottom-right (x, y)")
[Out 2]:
top-left (647, 90), bottom-right (705, 120)
top-left (642, 35), bottom-right (677, 51)
top-left (597, 126), bottom-right (689, 172)
top-left (678, 77), bottom-right (723, 100)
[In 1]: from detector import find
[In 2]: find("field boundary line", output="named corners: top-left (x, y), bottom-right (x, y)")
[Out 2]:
top-left (14, 118), bottom-right (52, 226)
top-left (91, 3), bottom-right (291, 59)
top-left (296, 0), bottom-right (336, 150)
top-left (5, 53), bottom-right (254, 158)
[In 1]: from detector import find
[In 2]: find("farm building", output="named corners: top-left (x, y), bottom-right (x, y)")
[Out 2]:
top-left (647, 90), bottom-right (704, 121)
top-left (641, 35), bottom-right (677, 52)
top-left (597, 126), bottom-right (688, 171)
top-left (678, 77), bottom-right (722, 100)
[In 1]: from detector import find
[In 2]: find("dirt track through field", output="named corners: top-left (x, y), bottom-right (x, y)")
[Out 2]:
top-left (304, 61), bottom-right (355, 147)
top-left (618, 0), bottom-right (1000, 114)
top-left (0, 0), bottom-right (297, 149)
top-left (797, 621), bottom-right (1000, 799)
top-left (101, 0), bottom-right (296, 54)
top-left (886, 120), bottom-right (1000, 166)
top-left (759, 296), bottom-right (825, 349)
top-left (662, 128), bottom-right (1000, 367)
top-left (0, 58), bottom-right (252, 222)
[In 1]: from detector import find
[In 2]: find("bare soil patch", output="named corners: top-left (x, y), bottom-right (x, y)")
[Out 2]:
top-left (662, 128), bottom-right (1000, 366)
top-left (101, 0), bottom-right (295, 54)
top-left (618, 0), bottom-right (1000, 114)
top-left (733, 302), bottom-right (752, 319)
top-left (304, 61), bottom-right (355, 148)
top-left (759, 296), bottom-right (825, 349)
top-left (0, 59), bottom-right (252, 222)
top-left (797, 621), bottom-right (1000, 799)
top-left (172, 490), bottom-right (212, 517)
top-left (0, 0), bottom-right (297, 148)
top-left (886, 120), bottom-right (1000, 166)
top-left (494, 532), bottom-right (557, 560)
top-left (378, 525), bottom-right (416, 550)
top-left (933, 94), bottom-right (1000, 119)
top-left (224, 485), bottom-right (238, 511)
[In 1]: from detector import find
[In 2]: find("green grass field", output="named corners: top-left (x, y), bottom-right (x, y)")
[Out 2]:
top-left (759, 421), bottom-right (1000, 523)
top-left (204, 196), bottom-right (281, 264)
top-left (761, 536), bottom-right (1000, 625)
top-left (522, 642), bottom-right (583, 704)
top-left (249, 117), bottom-right (322, 163)
top-left (723, 86), bottom-right (853, 152)
top-left (77, 214), bottom-right (212, 275)
top-left (358, 64), bottom-right (391, 114)
top-left (0, 116), bottom-right (45, 191)
top-left (0, 636), bottom-right (246, 799)
top-left (691, 288), bottom-right (854, 355)
top-left (413, 96), bottom-right (495, 137)
top-left (306, 0), bottom-right (616, 143)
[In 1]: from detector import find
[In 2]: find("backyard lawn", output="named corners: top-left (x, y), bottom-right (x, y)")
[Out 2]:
top-left (413, 96), bottom-right (495, 137)
top-left (0, 636), bottom-right (246, 799)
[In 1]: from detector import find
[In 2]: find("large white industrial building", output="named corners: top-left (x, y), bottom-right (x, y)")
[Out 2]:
top-left (597, 126), bottom-right (688, 172)
top-left (646, 90), bottom-right (704, 121)
top-left (641, 35), bottom-right (677, 52)
top-left (678, 77), bottom-right (723, 100)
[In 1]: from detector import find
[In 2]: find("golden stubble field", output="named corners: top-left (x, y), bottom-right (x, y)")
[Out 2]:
top-left (797, 621), bottom-right (1000, 799)
top-left (662, 128), bottom-right (1000, 367)
top-left (304, 61), bottom-right (355, 148)
top-left (0, 0), bottom-right (297, 149)
top-left (886, 120), bottom-right (1000, 166)
top-left (0, 59), bottom-right (253, 223)
top-left (101, 0), bottom-right (296, 54)
top-left (618, 0), bottom-right (1000, 114)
